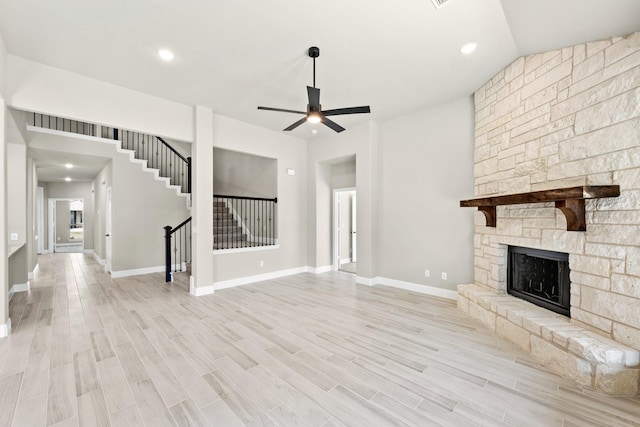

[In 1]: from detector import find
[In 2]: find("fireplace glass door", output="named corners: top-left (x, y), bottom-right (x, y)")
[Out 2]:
top-left (507, 246), bottom-right (571, 317)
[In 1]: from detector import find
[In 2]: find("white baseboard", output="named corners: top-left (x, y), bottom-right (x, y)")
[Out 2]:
top-left (355, 276), bottom-right (375, 286)
top-left (189, 265), bottom-right (332, 296)
top-left (186, 266), bottom-right (456, 301)
top-left (214, 266), bottom-right (308, 291)
top-left (9, 282), bottom-right (30, 301)
top-left (339, 258), bottom-right (352, 265)
top-left (83, 249), bottom-right (95, 255)
top-left (111, 265), bottom-right (165, 278)
top-left (190, 275), bottom-right (214, 296)
top-left (93, 252), bottom-right (105, 266)
top-left (356, 276), bottom-right (457, 300)
top-left (0, 318), bottom-right (11, 337)
top-left (41, 250), bottom-right (50, 254)
top-left (28, 264), bottom-right (39, 280)
top-left (306, 265), bottom-right (332, 274)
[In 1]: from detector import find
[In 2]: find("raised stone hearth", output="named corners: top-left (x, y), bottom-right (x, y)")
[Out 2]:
top-left (460, 32), bottom-right (640, 396)
top-left (458, 284), bottom-right (639, 395)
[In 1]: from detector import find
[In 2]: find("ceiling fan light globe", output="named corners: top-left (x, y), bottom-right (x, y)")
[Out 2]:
top-left (307, 113), bottom-right (322, 124)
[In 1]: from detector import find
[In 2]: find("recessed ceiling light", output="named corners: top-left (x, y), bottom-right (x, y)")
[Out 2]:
top-left (64, 163), bottom-right (73, 169)
top-left (157, 49), bottom-right (174, 61)
top-left (65, 177), bottom-right (71, 182)
top-left (460, 42), bottom-right (478, 55)
top-left (311, 129), bottom-right (318, 135)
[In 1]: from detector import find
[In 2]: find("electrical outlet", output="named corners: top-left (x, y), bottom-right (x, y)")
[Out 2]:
top-left (442, 272), bottom-right (448, 280)
top-left (424, 269), bottom-right (430, 277)
top-left (10, 233), bottom-right (18, 241)
top-left (259, 260), bottom-right (264, 267)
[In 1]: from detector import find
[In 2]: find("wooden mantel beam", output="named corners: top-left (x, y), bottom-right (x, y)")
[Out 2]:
top-left (460, 185), bottom-right (620, 232)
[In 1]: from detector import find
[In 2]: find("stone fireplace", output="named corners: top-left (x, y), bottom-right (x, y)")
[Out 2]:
top-left (457, 32), bottom-right (640, 395)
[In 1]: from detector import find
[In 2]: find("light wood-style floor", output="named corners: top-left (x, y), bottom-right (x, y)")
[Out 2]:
top-left (2, 253), bottom-right (640, 426)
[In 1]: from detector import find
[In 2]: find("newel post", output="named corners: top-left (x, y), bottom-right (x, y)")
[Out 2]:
top-left (187, 157), bottom-right (192, 194)
top-left (164, 225), bottom-right (173, 282)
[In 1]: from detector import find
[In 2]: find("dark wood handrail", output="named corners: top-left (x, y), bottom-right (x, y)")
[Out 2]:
top-left (214, 194), bottom-right (278, 203)
top-left (157, 136), bottom-right (189, 163)
top-left (170, 217), bottom-right (192, 235)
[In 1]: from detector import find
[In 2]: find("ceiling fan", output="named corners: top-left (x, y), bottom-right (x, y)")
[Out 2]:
top-left (258, 46), bottom-right (371, 133)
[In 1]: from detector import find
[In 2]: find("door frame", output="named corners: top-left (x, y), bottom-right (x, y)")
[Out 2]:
top-left (48, 197), bottom-right (85, 253)
top-left (332, 187), bottom-right (356, 272)
top-left (105, 186), bottom-right (113, 273)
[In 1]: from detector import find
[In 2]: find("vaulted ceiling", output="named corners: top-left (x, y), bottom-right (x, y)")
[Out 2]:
top-left (0, 0), bottom-right (638, 138)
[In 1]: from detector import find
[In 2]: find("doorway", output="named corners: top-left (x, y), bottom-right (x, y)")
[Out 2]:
top-left (48, 198), bottom-right (84, 253)
top-left (105, 186), bottom-right (113, 273)
top-left (333, 188), bottom-right (356, 273)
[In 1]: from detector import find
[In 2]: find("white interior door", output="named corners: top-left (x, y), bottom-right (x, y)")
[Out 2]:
top-left (351, 193), bottom-right (357, 263)
top-left (106, 186), bottom-right (113, 273)
top-left (48, 199), bottom-right (55, 253)
top-left (333, 190), bottom-right (341, 271)
top-left (333, 188), bottom-right (356, 271)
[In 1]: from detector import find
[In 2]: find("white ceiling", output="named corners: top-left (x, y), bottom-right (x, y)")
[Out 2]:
top-left (29, 148), bottom-right (110, 183)
top-left (1, 0), bottom-right (639, 139)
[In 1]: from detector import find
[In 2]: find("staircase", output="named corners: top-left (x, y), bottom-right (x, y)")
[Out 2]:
top-left (212, 195), bottom-right (278, 251)
top-left (28, 113), bottom-right (192, 200)
top-left (27, 113), bottom-right (280, 280)
top-left (214, 200), bottom-right (250, 249)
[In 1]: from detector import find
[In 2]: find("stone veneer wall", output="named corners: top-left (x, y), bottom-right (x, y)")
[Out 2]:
top-left (471, 32), bottom-right (640, 349)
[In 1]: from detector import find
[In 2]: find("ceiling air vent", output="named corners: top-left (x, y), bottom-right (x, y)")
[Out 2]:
top-left (431, 0), bottom-right (454, 9)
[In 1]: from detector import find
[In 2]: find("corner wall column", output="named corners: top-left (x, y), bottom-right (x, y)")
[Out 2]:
top-left (190, 105), bottom-right (214, 295)
top-left (0, 100), bottom-right (9, 336)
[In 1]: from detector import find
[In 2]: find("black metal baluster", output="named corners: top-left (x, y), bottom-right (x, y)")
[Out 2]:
top-left (179, 227), bottom-right (182, 271)
top-left (252, 199), bottom-right (254, 247)
top-left (243, 199), bottom-right (245, 247)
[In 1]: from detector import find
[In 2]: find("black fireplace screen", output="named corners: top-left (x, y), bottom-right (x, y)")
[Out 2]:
top-left (507, 246), bottom-right (571, 317)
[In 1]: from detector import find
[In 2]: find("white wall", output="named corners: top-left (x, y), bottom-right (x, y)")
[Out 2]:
top-left (92, 163), bottom-right (111, 261)
top-left (212, 147), bottom-right (277, 198)
top-left (0, 32), bottom-right (6, 98)
top-left (6, 56), bottom-right (194, 142)
top-left (7, 143), bottom-right (26, 246)
top-left (306, 98), bottom-right (474, 291)
top-left (29, 132), bottom-right (189, 273)
top-left (307, 121), bottom-right (380, 279)
top-left (0, 32), bottom-right (9, 333)
top-left (209, 113), bottom-right (308, 283)
top-left (332, 158), bottom-right (356, 189)
top-left (377, 97), bottom-right (475, 290)
top-left (27, 158), bottom-right (37, 273)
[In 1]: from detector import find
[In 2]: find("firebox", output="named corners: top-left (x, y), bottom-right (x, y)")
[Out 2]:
top-left (507, 246), bottom-right (571, 317)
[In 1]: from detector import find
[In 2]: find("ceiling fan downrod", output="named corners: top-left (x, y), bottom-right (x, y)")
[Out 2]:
top-left (309, 46), bottom-right (319, 89)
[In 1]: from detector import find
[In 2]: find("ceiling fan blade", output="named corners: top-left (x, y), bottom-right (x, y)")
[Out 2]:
top-left (307, 86), bottom-right (320, 109)
top-left (283, 117), bottom-right (308, 131)
top-left (322, 106), bottom-right (371, 116)
top-left (258, 106), bottom-right (306, 115)
top-left (322, 117), bottom-right (345, 133)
